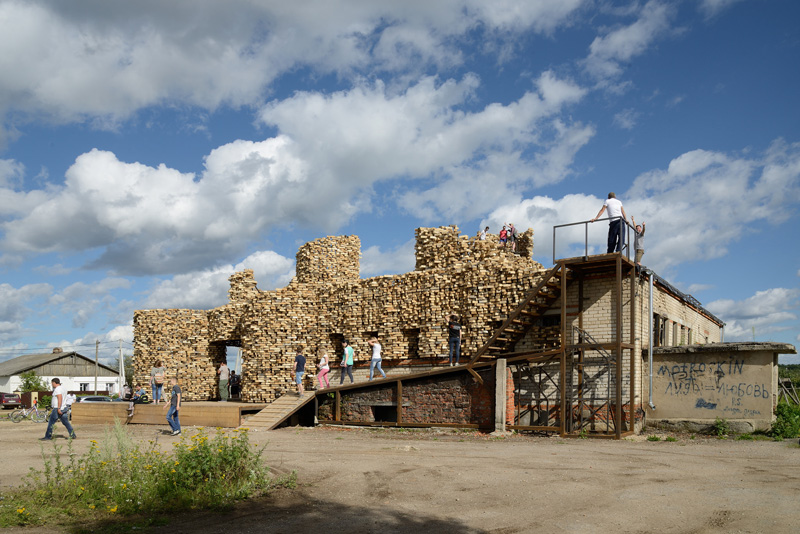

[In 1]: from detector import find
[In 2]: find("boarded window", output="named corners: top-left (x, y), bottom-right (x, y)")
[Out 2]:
top-left (402, 328), bottom-right (420, 358)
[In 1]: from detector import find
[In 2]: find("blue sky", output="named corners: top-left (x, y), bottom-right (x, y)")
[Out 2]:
top-left (1, 0), bottom-right (798, 366)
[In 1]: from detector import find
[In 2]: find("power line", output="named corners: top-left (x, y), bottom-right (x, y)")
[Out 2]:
top-left (0, 340), bottom-right (130, 354)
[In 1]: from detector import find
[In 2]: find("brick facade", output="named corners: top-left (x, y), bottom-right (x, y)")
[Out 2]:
top-left (318, 367), bottom-right (495, 428)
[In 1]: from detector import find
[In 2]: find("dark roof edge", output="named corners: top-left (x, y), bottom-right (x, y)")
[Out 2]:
top-left (651, 342), bottom-right (796, 355)
top-left (650, 272), bottom-right (726, 327)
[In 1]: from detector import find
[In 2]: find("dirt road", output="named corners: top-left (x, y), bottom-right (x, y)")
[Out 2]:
top-left (1, 419), bottom-right (798, 533)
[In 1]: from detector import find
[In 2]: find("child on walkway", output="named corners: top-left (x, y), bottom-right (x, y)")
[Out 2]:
top-left (317, 350), bottom-right (330, 389)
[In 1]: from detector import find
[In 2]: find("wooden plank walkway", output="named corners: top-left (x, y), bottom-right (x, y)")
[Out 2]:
top-left (242, 392), bottom-right (315, 430)
top-left (71, 401), bottom-right (266, 428)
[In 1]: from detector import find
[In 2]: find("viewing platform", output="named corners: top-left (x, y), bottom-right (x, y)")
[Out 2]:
top-left (70, 401), bottom-right (267, 428)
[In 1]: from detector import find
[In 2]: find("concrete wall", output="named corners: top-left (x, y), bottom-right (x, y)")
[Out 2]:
top-left (645, 343), bottom-right (795, 432)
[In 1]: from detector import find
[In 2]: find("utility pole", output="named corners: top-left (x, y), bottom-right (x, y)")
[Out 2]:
top-left (95, 340), bottom-right (99, 395)
top-left (119, 339), bottom-right (125, 389)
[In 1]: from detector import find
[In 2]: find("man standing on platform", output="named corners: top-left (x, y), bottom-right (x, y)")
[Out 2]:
top-left (218, 361), bottom-right (229, 402)
top-left (591, 192), bottom-right (628, 253)
top-left (447, 313), bottom-right (462, 366)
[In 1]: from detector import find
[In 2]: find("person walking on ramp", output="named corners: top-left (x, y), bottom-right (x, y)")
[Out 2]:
top-left (339, 340), bottom-right (355, 385)
top-left (368, 337), bottom-right (386, 380)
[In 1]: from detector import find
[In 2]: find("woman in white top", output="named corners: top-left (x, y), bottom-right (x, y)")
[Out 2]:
top-left (317, 350), bottom-right (330, 389)
top-left (368, 337), bottom-right (386, 380)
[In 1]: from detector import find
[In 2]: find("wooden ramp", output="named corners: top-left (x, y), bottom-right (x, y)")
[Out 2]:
top-left (242, 392), bottom-right (315, 430)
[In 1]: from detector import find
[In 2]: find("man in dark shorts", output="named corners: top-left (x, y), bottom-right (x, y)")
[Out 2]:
top-left (293, 347), bottom-right (306, 395)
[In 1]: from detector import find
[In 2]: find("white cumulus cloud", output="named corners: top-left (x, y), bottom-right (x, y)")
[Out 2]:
top-left (488, 139), bottom-right (800, 272)
top-left (0, 0), bottom-right (585, 144)
top-left (706, 288), bottom-right (799, 341)
top-left (583, 1), bottom-right (675, 81)
top-left (144, 250), bottom-right (295, 310)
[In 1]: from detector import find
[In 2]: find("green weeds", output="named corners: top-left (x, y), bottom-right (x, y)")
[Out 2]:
top-left (770, 402), bottom-right (800, 440)
top-left (709, 417), bottom-right (731, 438)
top-left (0, 422), bottom-right (293, 528)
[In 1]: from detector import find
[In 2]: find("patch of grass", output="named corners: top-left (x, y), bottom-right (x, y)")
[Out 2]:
top-left (0, 422), bottom-right (292, 528)
top-left (770, 402), bottom-right (800, 439)
top-left (665, 436), bottom-right (678, 442)
top-left (709, 417), bottom-right (731, 438)
top-left (646, 435), bottom-right (661, 442)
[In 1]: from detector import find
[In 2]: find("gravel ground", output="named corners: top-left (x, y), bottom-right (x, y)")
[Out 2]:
top-left (1, 418), bottom-right (799, 533)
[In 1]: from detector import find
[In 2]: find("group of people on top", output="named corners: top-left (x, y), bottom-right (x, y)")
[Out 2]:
top-left (477, 223), bottom-right (518, 252)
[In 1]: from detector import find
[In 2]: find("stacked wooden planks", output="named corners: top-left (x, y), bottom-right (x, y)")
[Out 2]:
top-left (134, 226), bottom-right (552, 405)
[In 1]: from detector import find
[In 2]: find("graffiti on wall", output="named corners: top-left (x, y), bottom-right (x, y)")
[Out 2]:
top-left (657, 356), bottom-right (769, 417)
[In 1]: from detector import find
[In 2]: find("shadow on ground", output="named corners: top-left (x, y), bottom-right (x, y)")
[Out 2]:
top-left (70, 487), bottom-right (486, 534)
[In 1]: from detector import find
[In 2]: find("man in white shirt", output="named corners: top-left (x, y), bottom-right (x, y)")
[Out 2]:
top-left (591, 192), bottom-right (628, 254)
top-left (41, 378), bottom-right (77, 441)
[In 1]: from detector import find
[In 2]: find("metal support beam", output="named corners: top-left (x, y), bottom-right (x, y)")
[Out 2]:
top-left (615, 254), bottom-right (623, 439)
top-left (629, 263), bottom-right (637, 432)
top-left (495, 359), bottom-right (507, 432)
top-left (396, 380), bottom-right (403, 424)
top-left (560, 261), bottom-right (567, 437)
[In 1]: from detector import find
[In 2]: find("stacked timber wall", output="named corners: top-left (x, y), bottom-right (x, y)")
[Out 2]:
top-left (134, 226), bottom-right (543, 402)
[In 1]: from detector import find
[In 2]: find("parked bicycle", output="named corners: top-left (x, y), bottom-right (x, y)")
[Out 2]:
top-left (10, 400), bottom-right (50, 423)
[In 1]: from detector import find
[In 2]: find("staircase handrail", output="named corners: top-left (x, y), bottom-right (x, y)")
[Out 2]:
top-left (552, 216), bottom-right (633, 264)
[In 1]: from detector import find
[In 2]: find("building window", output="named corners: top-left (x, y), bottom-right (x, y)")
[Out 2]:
top-left (680, 325), bottom-right (686, 345)
top-left (402, 328), bottom-right (420, 358)
top-left (653, 314), bottom-right (666, 347)
top-left (672, 322), bottom-right (679, 346)
top-left (79, 383), bottom-right (89, 391)
top-left (687, 328), bottom-right (693, 345)
top-left (653, 314), bottom-right (661, 347)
